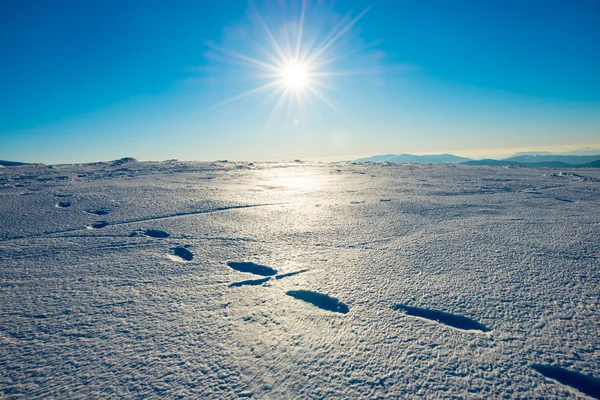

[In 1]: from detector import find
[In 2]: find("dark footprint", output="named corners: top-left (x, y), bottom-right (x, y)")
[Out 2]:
top-left (228, 277), bottom-right (270, 288)
top-left (56, 201), bottom-right (71, 208)
top-left (391, 304), bottom-right (489, 332)
top-left (532, 364), bottom-right (600, 399)
top-left (227, 261), bottom-right (277, 277)
top-left (286, 290), bottom-right (349, 314)
top-left (275, 269), bottom-right (309, 280)
top-left (169, 246), bottom-right (193, 262)
top-left (131, 229), bottom-right (170, 238)
top-left (86, 221), bottom-right (108, 229)
top-left (86, 209), bottom-right (110, 216)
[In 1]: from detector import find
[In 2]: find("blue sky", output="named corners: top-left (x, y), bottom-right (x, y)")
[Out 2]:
top-left (1, 0), bottom-right (599, 163)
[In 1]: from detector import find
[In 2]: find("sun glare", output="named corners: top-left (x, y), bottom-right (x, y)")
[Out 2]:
top-left (208, 2), bottom-right (371, 122)
top-left (280, 60), bottom-right (309, 90)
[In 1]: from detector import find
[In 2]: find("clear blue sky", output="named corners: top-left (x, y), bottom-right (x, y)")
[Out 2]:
top-left (1, 0), bottom-right (599, 163)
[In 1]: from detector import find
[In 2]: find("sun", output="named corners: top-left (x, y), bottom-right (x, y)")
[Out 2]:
top-left (280, 60), bottom-right (309, 90)
top-left (208, 2), bottom-right (371, 122)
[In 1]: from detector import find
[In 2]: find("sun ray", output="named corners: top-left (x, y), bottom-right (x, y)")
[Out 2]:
top-left (305, 7), bottom-right (371, 65)
top-left (297, 12), bottom-right (347, 64)
top-left (300, 88), bottom-right (321, 120)
top-left (266, 89), bottom-right (293, 126)
top-left (294, 88), bottom-right (307, 123)
top-left (244, 84), bottom-right (287, 120)
top-left (306, 86), bottom-right (349, 120)
top-left (248, 37), bottom-right (287, 69)
top-left (294, 0), bottom-right (307, 60)
top-left (309, 38), bottom-right (384, 70)
top-left (308, 79), bottom-right (336, 92)
top-left (285, 87), bottom-right (294, 124)
top-left (250, 2), bottom-right (288, 62)
top-left (310, 70), bottom-right (368, 78)
top-left (211, 46), bottom-right (280, 73)
top-left (205, 80), bottom-right (281, 111)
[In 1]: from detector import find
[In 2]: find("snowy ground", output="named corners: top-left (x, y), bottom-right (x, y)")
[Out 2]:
top-left (1, 160), bottom-right (599, 399)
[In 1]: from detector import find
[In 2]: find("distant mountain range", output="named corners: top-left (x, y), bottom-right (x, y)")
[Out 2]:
top-left (503, 154), bottom-right (600, 164)
top-left (350, 152), bottom-right (600, 168)
top-left (352, 153), bottom-right (471, 164)
top-left (511, 147), bottom-right (600, 157)
top-left (463, 159), bottom-right (600, 169)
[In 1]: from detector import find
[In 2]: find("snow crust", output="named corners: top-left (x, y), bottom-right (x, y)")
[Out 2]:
top-left (1, 161), bottom-right (599, 398)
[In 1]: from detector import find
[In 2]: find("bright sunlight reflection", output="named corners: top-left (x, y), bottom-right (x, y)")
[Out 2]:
top-left (266, 169), bottom-right (324, 191)
top-left (209, 1), bottom-right (370, 122)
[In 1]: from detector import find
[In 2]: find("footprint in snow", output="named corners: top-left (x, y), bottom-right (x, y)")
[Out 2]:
top-left (391, 304), bottom-right (489, 333)
top-left (227, 262), bottom-right (308, 288)
top-left (130, 229), bottom-right (170, 238)
top-left (532, 364), bottom-right (600, 399)
top-left (286, 290), bottom-right (349, 314)
top-left (167, 246), bottom-right (194, 262)
top-left (86, 221), bottom-right (109, 229)
top-left (227, 261), bottom-right (277, 276)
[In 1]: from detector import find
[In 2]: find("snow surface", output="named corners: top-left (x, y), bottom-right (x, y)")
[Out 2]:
top-left (1, 161), bottom-right (599, 399)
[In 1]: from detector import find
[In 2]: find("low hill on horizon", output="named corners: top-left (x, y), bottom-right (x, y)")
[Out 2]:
top-left (504, 154), bottom-right (600, 164)
top-left (0, 160), bottom-right (30, 167)
top-left (463, 159), bottom-right (600, 168)
top-left (350, 152), bottom-right (600, 168)
top-left (352, 153), bottom-right (471, 164)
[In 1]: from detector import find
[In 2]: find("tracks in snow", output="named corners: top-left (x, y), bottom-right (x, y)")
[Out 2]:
top-left (226, 260), bottom-right (349, 314)
top-left (0, 202), bottom-right (288, 242)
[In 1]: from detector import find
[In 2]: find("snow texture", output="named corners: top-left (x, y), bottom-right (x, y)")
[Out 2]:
top-left (1, 161), bottom-right (599, 399)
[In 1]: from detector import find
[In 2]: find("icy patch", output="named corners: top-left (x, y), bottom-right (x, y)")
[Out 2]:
top-left (286, 290), bottom-right (349, 314)
top-left (227, 261), bottom-right (277, 277)
top-left (391, 304), bottom-right (489, 332)
top-left (532, 364), bottom-right (600, 399)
